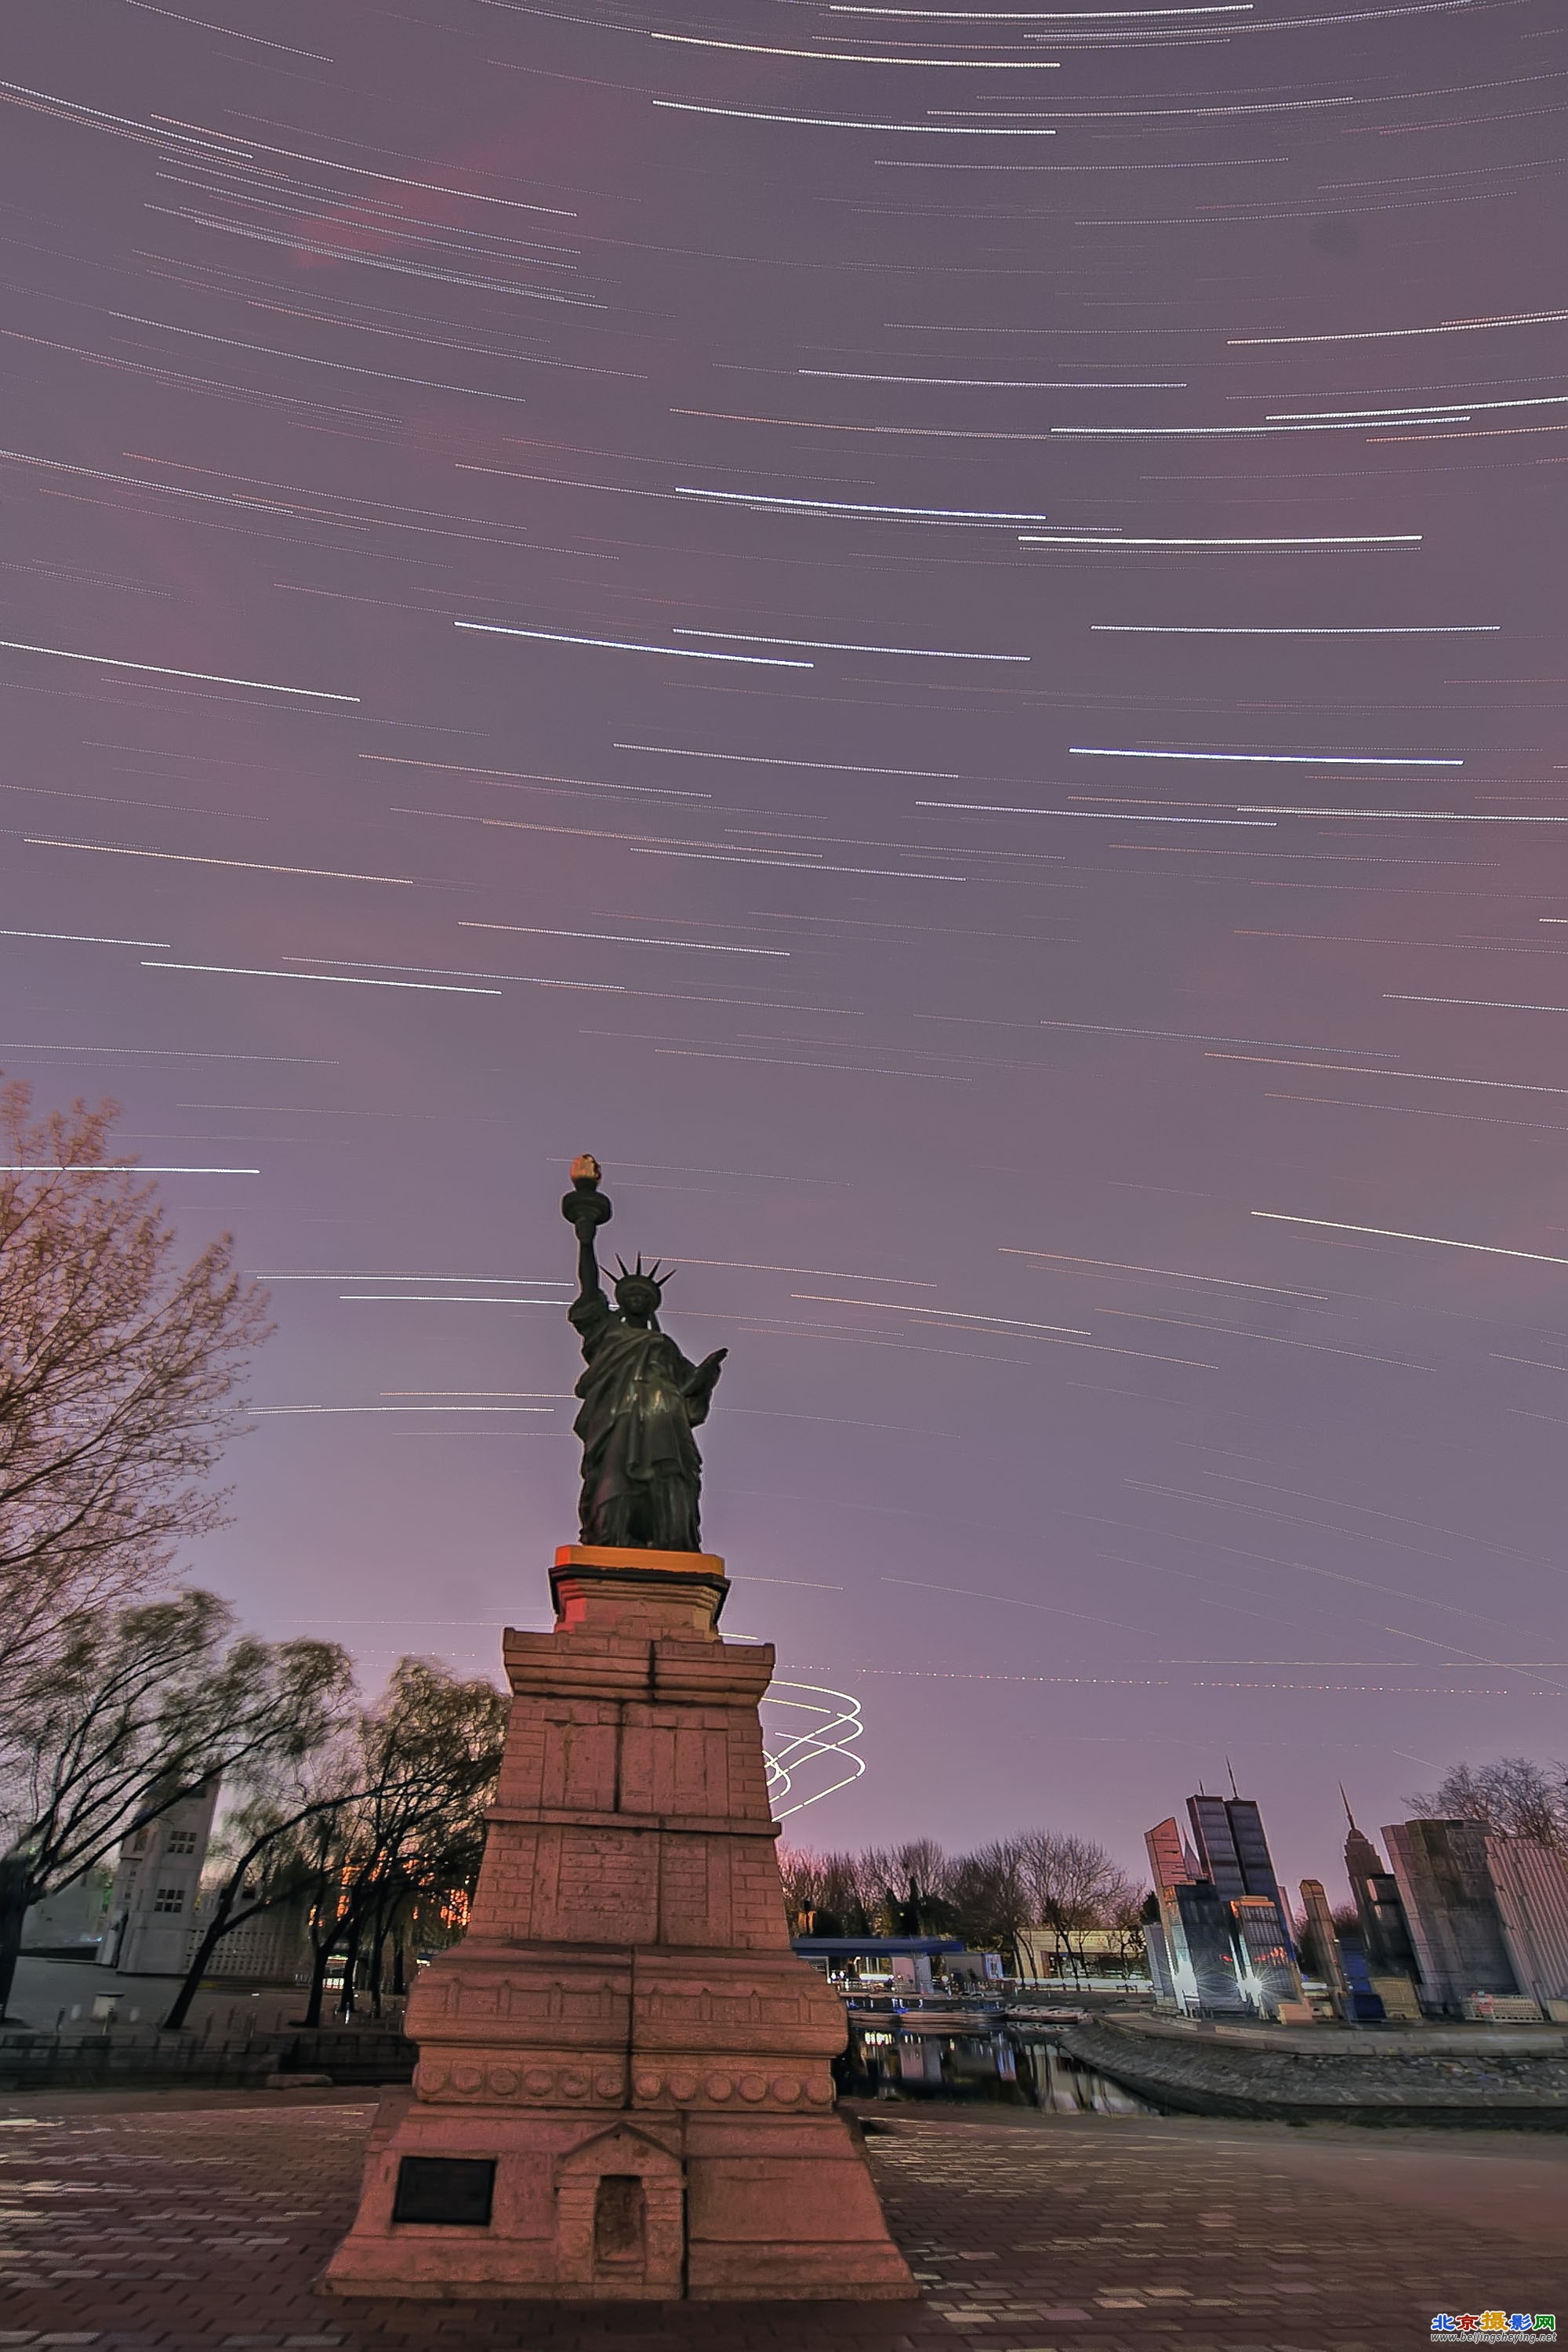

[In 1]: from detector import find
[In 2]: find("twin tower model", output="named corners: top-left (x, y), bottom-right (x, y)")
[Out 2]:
top-left (325, 1164), bottom-right (913, 2302)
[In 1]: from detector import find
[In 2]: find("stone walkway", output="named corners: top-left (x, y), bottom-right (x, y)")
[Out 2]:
top-left (0, 2089), bottom-right (1562, 2349)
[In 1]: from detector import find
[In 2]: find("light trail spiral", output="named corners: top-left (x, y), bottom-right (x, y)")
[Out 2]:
top-left (761, 1679), bottom-right (867, 1819)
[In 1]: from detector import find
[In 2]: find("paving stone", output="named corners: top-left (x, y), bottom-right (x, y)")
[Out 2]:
top-left (0, 2099), bottom-right (1561, 2349)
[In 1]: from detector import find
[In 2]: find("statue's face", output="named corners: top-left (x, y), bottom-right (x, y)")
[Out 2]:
top-left (614, 1276), bottom-right (661, 1323)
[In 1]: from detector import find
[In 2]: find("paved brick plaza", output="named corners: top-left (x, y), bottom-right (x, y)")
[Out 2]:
top-left (1, 2089), bottom-right (1563, 2350)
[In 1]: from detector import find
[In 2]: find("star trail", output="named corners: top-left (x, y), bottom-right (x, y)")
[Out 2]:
top-left (5, 0), bottom-right (1565, 1869)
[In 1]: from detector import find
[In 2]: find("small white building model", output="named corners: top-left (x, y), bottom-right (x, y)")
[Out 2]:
top-left (99, 1780), bottom-right (220, 1975)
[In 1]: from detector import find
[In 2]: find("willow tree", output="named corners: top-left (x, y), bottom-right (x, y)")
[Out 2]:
top-left (0, 1591), bottom-right (353, 2012)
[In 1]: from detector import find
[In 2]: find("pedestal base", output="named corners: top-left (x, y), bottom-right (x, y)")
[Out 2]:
top-left (323, 1544), bottom-right (914, 2303)
top-left (322, 2092), bottom-right (913, 2301)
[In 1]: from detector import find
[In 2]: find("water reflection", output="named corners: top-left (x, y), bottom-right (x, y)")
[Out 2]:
top-left (840, 2015), bottom-right (1149, 2114)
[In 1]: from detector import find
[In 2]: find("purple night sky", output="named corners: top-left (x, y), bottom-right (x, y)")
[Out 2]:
top-left (4, 0), bottom-right (1565, 1900)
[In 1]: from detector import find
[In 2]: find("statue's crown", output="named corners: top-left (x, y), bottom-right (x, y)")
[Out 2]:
top-left (613, 1254), bottom-right (673, 1290)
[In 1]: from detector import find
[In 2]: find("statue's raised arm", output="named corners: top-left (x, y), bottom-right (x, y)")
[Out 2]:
top-left (560, 1156), bottom-right (726, 1552)
top-left (563, 1151), bottom-right (611, 1304)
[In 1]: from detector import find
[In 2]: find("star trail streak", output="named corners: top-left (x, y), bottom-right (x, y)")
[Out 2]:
top-left (5, 0), bottom-right (1562, 1887)
top-left (453, 622), bottom-right (815, 666)
top-left (1253, 1214), bottom-right (1568, 1272)
top-left (0, 637), bottom-right (358, 697)
top-left (142, 961), bottom-right (503, 994)
top-left (27, 841), bottom-right (416, 884)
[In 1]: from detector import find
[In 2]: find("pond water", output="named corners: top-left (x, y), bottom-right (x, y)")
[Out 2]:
top-left (840, 2019), bottom-right (1151, 2114)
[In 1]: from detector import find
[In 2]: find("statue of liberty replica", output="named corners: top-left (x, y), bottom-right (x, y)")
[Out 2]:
top-left (325, 1149), bottom-right (913, 2304)
top-left (561, 1155), bottom-right (728, 1551)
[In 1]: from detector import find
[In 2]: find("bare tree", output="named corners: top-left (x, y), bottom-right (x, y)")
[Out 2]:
top-left (776, 1846), bottom-right (823, 1937)
top-left (1017, 1829), bottom-right (1139, 1980)
top-left (0, 1588), bottom-right (352, 2013)
top-left (1011, 1835), bottom-right (1147, 1985)
top-left (777, 1829), bottom-right (1144, 1977)
top-left (946, 1838), bottom-right (1033, 1969)
top-left (855, 1849), bottom-right (907, 1936)
top-left (890, 1839), bottom-right (951, 1905)
top-left (861, 1842), bottom-right (958, 1938)
top-left (1406, 1756), bottom-right (1568, 1853)
top-left (806, 1850), bottom-right (878, 1939)
top-left (782, 1847), bottom-right (905, 1939)
top-left (0, 1080), bottom-right (269, 1702)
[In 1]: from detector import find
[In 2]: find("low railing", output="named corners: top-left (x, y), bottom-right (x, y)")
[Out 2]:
top-left (264, 2029), bottom-right (416, 2082)
top-left (0, 2023), bottom-right (416, 2091)
top-left (0, 2032), bottom-right (278, 2090)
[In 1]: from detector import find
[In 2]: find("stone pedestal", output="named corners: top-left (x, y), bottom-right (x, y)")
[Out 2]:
top-left (324, 1545), bottom-right (915, 2302)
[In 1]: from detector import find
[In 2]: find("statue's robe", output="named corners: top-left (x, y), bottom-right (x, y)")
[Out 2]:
top-left (568, 1290), bottom-right (713, 1550)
